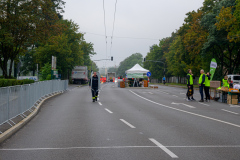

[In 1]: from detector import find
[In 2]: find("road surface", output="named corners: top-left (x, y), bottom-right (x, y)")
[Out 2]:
top-left (0, 83), bottom-right (240, 160)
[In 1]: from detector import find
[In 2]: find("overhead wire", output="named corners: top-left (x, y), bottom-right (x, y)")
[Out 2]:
top-left (110, 0), bottom-right (118, 57)
top-left (102, 0), bottom-right (108, 59)
top-left (82, 31), bottom-right (159, 41)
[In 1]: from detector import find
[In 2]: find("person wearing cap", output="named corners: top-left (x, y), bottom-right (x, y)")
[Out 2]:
top-left (198, 69), bottom-right (205, 102)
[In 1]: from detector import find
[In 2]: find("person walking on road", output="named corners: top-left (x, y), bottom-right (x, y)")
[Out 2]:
top-left (204, 72), bottom-right (211, 102)
top-left (186, 69), bottom-right (195, 101)
top-left (163, 77), bottom-right (166, 85)
top-left (89, 72), bottom-right (99, 102)
top-left (198, 69), bottom-right (205, 102)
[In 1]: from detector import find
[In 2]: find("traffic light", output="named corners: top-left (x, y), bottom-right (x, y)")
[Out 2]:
top-left (143, 58), bottom-right (146, 62)
top-left (111, 56), bottom-right (113, 61)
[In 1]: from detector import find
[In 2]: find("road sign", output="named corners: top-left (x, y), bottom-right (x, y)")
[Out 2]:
top-left (147, 72), bottom-right (151, 77)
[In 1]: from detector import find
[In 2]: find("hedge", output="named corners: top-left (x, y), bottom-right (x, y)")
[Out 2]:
top-left (0, 79), bottom-right (35, 87)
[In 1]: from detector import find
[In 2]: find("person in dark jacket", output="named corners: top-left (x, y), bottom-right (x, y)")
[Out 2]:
top-left (89, 72), bottom-right (99, 102)
top-left (186, 69), bottom-right (195, 101)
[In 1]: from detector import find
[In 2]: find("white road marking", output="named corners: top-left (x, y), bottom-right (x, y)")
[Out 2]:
top-left (148, 92), bottom-right (153, 94)
top-left (1, 145), bottom-right (240, 151)
top-left (172, 95), bottom-right (178, 97)
top-left (198, 102), bottom-right (210, 106)
top-left (158, 91), bottom-right (169, 94)
top-left (171, 102), bottom-right (195, 108)
top-left (221, 109), bottom-right (239, 115)
top-left (130, 90), bottom-right (240, 128)
top-left (180, 93), bottom-right (186, 95)
top-left (98, 102), bottom-right (102, 106)
top-left (149, 138), bottom-right (178, 158)
top-left (105, 108), bottom-right (113, 114)
top-left (120, 119), bottom-right (136, 128)
top-left (229, 105), bottom-right (240, 108)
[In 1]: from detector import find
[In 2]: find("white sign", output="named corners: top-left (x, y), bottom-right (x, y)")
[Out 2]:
top-left (17, 76), bottom-right (38, 81)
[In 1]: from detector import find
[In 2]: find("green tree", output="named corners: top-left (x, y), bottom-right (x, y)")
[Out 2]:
top-left (117, 53), bottom-right (143, 77)
top-left (0, 0), bottom-right (59, 78)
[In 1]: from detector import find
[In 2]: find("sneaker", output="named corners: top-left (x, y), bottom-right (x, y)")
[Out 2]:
top-left (199, 100), bottom-right (204, 102)
top-left (186, 98), bottom-right (191, 101)
top-left (191, 97), bottom-right (196, 101)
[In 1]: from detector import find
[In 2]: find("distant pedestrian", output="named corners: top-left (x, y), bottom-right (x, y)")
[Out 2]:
top-left (198, 69), bottom-right (205, 102)
top-left (186, 69), bottom-right (195, 101)
top-left (204, 72), bottom-right (211, 102)
top-left (89, 72), bottom-right (99, 102)
top-left (163, 77), bottom-right (166, 85)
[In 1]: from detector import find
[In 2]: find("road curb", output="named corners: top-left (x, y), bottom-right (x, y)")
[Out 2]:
top-left (0, 92), bottom-right (63, 144)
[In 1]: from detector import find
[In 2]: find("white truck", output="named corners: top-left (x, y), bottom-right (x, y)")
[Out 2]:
top-left (228, 75), bottom-right (240, 84)
top-left (107, 72), bottom-right (116, 82)
top-left (72, 66), bottom-right (88, 84)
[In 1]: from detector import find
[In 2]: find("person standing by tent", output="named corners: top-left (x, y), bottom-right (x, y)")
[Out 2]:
top-left (186, 69), bottom-right (195, 101)
top-left (198, 69), bottom-right (205, 102)
top-left (89, 72), bottom-right (99, 102)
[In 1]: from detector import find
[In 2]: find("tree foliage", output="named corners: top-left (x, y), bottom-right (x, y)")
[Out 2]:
top-left (143, 0), bottom-right (240, 80)
top-left (117, 53), bottom-right (143, 77)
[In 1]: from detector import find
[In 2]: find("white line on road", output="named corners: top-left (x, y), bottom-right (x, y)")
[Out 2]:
top-left (221, 109), bottom-right (239, 115)
top-left (129, 90), bottom-right (240, 128)
top-left (120, 119), bottom-right (136, 128)
top-left (180, 93), bottom-right (186, 95)
top-left (229, 105), bottom-right (240, 108)
top-left (172, 95), bottom-right (178, 97)
top-left (198, 102), bottom-right (210, 106)
top-left (2, 145), bottom-right (240, 151)
top-left (171, 102), bottom-right (195, 108)
top-left (149, 138), bottom-right (178, 158)
top-left (148, 92), bottom-right (153, 94)
top-left (98, 102), bottom-right (102, 106)
top-left (105, 108), bottom-right (113, 114)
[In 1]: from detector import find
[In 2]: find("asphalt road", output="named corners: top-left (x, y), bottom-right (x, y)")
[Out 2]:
top-left (0, 83), bottom-right (240, 160)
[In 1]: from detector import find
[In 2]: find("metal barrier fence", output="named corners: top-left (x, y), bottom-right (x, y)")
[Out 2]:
top-left (151, 77), bottom-right (199, 85)
top-left (0, 80), bottom-right (68, 127)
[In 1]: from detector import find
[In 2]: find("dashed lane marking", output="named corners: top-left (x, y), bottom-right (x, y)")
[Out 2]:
top-left (172, 95), bottom-right (178, 97)
top-left (198, 102), bottom-right (210, 106)
top-left (105, 108), bottom-right (113, 114)
top-left (221, 109), bottom-right (239, 115)
top-left (120, 119), bottom-right (136, 128)
top-left (171, 102), bottom-right (195, 109)
top-left (149, 138), bottom-right (178, 158)
top-left (130, 90), bottom-right (240, 128)
top-left (98, 102), bottom-right (102, 106)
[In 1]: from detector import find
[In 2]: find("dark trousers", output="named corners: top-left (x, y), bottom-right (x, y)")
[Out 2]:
top-left (91, 87), bottom-right (98, 100)
top-left (199, 85), bottom-right (204, 100)
top-left (204, 86), bottom-right (210, 100)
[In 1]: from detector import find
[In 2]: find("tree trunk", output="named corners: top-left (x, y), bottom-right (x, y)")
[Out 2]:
top-left (8, 59), bottom-right (14, 78)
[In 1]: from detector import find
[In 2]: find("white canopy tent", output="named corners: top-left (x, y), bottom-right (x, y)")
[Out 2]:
top-left (125, 64), bottom-right (149, 87)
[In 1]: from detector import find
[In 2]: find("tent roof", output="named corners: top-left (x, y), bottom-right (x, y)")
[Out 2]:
top-left (125, 64), bottom-right (149, 73)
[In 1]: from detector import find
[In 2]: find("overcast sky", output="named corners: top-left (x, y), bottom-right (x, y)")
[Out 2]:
top-left (63, 0), bottom-right (205, 69)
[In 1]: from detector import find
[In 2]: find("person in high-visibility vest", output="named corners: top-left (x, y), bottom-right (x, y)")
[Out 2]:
top-left (186, 69), bottom-right (195, 101)
top-left (222, 76), bottom-right (228, 87)
top-left (204, 72), bottom-right (211, 102)
top-left (198, 69), bottom-right (205, 102)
